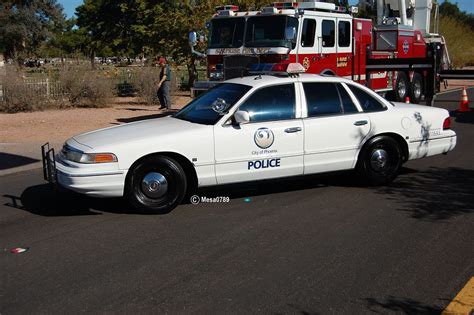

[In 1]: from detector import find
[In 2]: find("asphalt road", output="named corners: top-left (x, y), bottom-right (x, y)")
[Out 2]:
top-left (1, 89), bottom-right (473, 314)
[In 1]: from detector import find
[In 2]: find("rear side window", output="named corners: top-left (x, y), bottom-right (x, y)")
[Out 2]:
top-left (301, 19), bottom-right (316, 47)
top-left (347, 85), bottom-right (387, 112)
top-left (303, 83), bottom-right (358, 117)
top-left (322, 20), bottom-right (335, 47)
top-left (239, 84), bottom-right (295, 122)
top-left (338, 21), bottom-right (351, 47)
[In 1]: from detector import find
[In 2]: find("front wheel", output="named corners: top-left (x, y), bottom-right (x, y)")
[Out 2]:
top-left (125, 155), bottom-right (187, 214)
top-left (357, 137), bottom-right (402, 186)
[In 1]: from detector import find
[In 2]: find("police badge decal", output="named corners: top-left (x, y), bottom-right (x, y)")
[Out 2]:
top-left (254, 128), bottom-right (274, 149)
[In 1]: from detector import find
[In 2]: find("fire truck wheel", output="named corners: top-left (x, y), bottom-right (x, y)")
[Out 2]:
top-left (357, 136), bottom-right (402, 186)
top-left (394, 72), bottom-right (409, 102)
top-left (409, 72), bottom-right (423, 104)
top-left (125, 155), bottom-right (187, 214)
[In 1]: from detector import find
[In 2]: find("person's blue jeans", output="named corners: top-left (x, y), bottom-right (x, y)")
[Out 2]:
top-left (157, 81), bottom-right (171, 109)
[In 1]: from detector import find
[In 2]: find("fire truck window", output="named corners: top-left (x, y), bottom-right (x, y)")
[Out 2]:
top-left (347, 85), bottom-right (387, 112)
top-left (301, 19), bottom-right (316, 47)
top-left (238, 84), bottom-right (295, 122)
top-left (338, 21), bottom-right (351, 48)
top-left (322, 20), bottom-right (335, 47)
top-left (209, 18), bottom-right (245, 48)
top-left (336, 84), bottom-right (358, 113)
top-left (303, 83), bottom-right (342, 117)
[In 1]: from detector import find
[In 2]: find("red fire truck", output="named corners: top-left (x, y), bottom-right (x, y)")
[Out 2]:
top-left (190, 0), bottom-right (472, 104)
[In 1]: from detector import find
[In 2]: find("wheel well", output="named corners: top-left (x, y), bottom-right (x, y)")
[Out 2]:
top-left (359, 133), bottom-right (409, 163)
top-left (320, 69), bottom-right (336, 76)
top-left (126, 152), bottom-right (198, 190)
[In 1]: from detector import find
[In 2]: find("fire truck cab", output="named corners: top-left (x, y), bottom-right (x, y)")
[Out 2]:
top-left (191, 0), bottom-right (447, 105)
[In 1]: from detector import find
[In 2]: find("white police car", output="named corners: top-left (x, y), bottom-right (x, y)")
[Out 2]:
top-left (43, 63), bottom-right (456, 213)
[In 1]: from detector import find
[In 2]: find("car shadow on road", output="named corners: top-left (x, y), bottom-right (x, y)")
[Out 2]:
top-left (4, 173), bottom-right (336, 217)
top-left (362, 296), bottom-right (442, 313)
top-left (450, 110), bottom-right (474, 125)
top-left (3, 184), bottom-right (133, 216)
top-left (375, 167), bottom-right (474, 221)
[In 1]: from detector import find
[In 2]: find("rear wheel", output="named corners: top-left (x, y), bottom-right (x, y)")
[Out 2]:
top-left (394, 72), bottom-right (409, 102)
top-left (409, 72), bottom-right (423, 104)
top-left (357, 136), bottom-right (402, 185)
top-left (126, 155), bottom-right (187, 214)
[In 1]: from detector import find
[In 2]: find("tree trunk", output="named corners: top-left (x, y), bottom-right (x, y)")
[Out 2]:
top-left (90, 50), bottom-right (96, 69)
top-left (187, 56), bottom-right (197, 88)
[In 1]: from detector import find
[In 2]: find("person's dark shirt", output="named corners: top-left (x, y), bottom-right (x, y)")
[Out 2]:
top-left (160, 64), bottom-right (171, 82)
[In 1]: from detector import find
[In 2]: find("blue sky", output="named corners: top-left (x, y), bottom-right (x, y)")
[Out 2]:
top-left (59, 0), bottom-right (473, 19)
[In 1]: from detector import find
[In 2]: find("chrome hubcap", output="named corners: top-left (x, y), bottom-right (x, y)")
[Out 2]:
top-left (414, 81), bottom-right (422, 99)
top-left (370, 149), bottom-right (389, 172)
top-left (398, 80), bottom-right (407, 98)
top-left (141, 172), bottom-right (168, 199)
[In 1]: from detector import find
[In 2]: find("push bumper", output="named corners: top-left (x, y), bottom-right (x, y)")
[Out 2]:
top-left (41, 143), bottom-right (126, 197)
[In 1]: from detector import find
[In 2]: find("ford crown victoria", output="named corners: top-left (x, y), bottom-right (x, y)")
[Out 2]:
top-left (42, 64), bottom-right (457, 213)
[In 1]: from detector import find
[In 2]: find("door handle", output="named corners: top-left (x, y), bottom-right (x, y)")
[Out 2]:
top-left (354, 120), bottom-right (368, 126)
top-left (285, 127), bottom-right (302, 133)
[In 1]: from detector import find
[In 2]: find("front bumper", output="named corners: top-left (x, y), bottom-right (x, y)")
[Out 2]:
top-left (41, 143), bottom-right (127, 197)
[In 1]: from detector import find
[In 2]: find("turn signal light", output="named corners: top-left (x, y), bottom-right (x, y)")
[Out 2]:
top-left (443, 117), bottom-right (451, 130)
top-left (93, 153), bottom-right (118, 163)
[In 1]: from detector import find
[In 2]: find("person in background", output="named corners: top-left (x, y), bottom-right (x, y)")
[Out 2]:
top-left (157, 57), bottom-right (171, 110)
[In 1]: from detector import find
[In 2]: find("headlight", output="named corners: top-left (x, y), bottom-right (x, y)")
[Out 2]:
top-left (61, 145), bottom-right (118, 164)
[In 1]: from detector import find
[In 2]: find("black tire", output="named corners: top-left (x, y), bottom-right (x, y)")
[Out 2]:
top-left (125, 155), bottom-right (187, 214)
top-left (409, 72), bottom-right (423, 104)
top-left (357, 136), bottom-right (402, 186)
top-left (394, 72), bottom-right (409, 102)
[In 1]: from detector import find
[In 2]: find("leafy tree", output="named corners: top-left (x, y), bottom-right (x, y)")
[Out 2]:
top-left (0, 0), bottom-right (65, 64)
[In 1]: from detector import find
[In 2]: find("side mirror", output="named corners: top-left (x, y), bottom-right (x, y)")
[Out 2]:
top-left (234, 110), bottom-right (250, 125)
top-left (285, 26), bottom-right (296, 41)
top-left (188, 31), bottom-right (197, 47)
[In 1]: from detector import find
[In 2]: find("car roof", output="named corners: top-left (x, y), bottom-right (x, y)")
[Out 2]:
top-left (224, 73), bottom-right (355, 89)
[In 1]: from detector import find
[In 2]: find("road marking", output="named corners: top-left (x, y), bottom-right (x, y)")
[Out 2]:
top-left (442, 277), bottom-right (474, 315)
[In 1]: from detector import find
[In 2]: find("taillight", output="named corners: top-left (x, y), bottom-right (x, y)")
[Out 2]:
top-left (443, 117), bottom-right (451, 130)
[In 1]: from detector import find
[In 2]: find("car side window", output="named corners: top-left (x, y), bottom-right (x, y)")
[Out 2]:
top-left (238, 84), bottom-right (295, 122)
top-left (347, 85), bottom-right (387, 112)
top-left (303, 83), bottom-right (358, 117)
top-left (337, 84), bottom-right (358, 113)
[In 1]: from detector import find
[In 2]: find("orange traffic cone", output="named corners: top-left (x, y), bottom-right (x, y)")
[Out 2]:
top-left (458, 87), bottom-right (471, 112)
top-left (405, 96), bottom-right (410, 104)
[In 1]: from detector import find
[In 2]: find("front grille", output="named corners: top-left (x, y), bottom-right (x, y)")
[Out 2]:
top-left (223, 55), bottom-right (260, 80)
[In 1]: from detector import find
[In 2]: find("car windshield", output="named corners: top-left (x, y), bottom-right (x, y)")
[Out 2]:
top-left (209, 18), bottom-right (245, 48)
top-left (245, 15), bottom-right (298, 48)
top-left (173, 83), bottom-right (252, 125)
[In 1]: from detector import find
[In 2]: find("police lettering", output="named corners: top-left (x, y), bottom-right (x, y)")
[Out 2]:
top-left (248, 158), bottom-right (281, 170)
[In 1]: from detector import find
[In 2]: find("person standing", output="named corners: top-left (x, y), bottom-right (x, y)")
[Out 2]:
top-left (157, 57), bottom-right (171, 110)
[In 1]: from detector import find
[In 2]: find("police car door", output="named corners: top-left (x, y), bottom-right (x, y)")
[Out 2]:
top-left (214, 83), bottom-right (304, 184)
top-left (301, 81), bottom-right (371, 173)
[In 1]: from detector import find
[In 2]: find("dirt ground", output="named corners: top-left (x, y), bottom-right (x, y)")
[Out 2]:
top-left (0, 96), bottom-right (191, 144)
